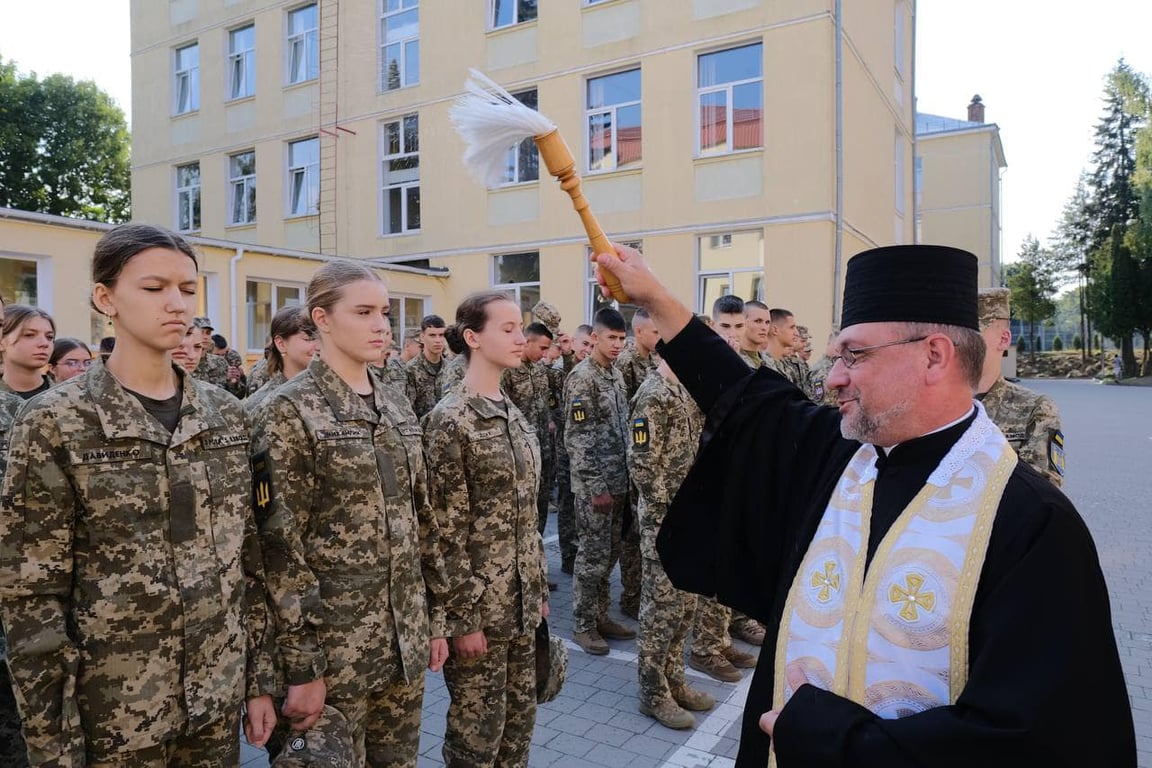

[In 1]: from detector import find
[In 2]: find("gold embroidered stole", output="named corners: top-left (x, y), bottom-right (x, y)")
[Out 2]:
top-left (770, 406), bottom-right (1016, 752)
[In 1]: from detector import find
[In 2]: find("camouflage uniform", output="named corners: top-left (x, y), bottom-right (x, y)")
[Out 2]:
top-left (782, 356), bottom-right (815, 400)
top-left (548, 361), bottom-right (578, 571)
top-left (0, 391), bottom-right (29, 768)
top-left (405, 354), bottom-right (445, 419)
top-left (615, 344), bottom-right (656, 616)
top-left (218, 349), bottom-right (248, 399)
top-left (628, 371), bottom-right (703, 709)
top-left (439, 354), bottom-right (468, 396)
top-left (501, 360), bottom-right (552, 534)
top-left (0, 362), bottom-right (271, 766)
top-left (247, 357), bottom-right (270, 396)
top-left (563, 357), bottom-right (630, 634)
top-left (244, 370), bottom-right (289, 415)
top-left (691, 596), bottom-right (735, 658)
top-left (978, 377), bottom-right (1065, 486)
top-left (423, 385), bottom-right (547, 768)
top-left (192, 349), bottom-right (230, 390)
top-left (808, 356), bottom-right (837, 405)
top-left (251, 357), bottom-right (448, 767)
top-left (739, 348), bottom-right (768, 370)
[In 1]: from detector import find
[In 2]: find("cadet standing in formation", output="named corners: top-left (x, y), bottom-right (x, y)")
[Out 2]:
top-left (0, 224), bottom-right (276, 765)
top-left (438, 330), bottom-right (468, 394)
top-left (405, 314), bottom-right (447, 418)
top-left (244, 305), bottom-right (317, 414)
top-left (551, 321), bottom-right (591, 575)
top-left (500, 322), bottom-right (554, 534)
top-left (975, 287), bottom-right (1065, 485)
top-left (191, 316), bottom-right (230, 389)
top-left (250, 261), bottom-right (449, 766)
top-left (423, 292), bottom-right (549, 768)
top-left (47, 338), bottom-right (93, 384)
top-left (0, 306), bottom-right (56, 399)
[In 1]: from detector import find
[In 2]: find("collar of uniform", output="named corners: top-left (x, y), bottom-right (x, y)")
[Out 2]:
top-left (86, 360), bottom-right (227, 446)
top-left (307, 356), bottom-right (381, 425)
top-left (975, 375), bottom-right (1006, 403)
top-left (460, 383), bottom-right (514, 422)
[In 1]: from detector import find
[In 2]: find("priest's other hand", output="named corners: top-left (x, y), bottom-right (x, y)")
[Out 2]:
top-left (760, 709), bottom-right (781, 738)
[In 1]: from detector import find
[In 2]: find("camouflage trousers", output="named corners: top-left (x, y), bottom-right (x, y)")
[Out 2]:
top-left (442, 633), bottom-right (536, 768)
top-left (572, 495), bottom-right (625, 633)
top-left (638, 557), bottom-right (697, 707)
top-left (0, 656), bottom-right (28, 768)
top-left (554, 442), bottom-right (578, 568)
top-left (619, 493), bottom-right (642, 613)
top-left (536, 431), bottom-right (556, 535)
top-left (87, 713), bottom-right (239, 767)
top-left (691, 595), bottom-right (733, 657)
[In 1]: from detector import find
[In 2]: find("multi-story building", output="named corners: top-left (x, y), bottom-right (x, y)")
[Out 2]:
top-left (915, 95), bottom-right (1007, 288)
top-left (130, 0), bottom-right (917, 353)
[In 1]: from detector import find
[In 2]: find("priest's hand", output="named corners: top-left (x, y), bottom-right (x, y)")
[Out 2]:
top-left (594, 244), bottom-right (693, 341)
top-left (760, 709), bottom-right (781, 738)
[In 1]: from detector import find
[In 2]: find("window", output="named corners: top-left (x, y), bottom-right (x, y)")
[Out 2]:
top-left (491, 0), bottom-right (537, 29)
top-left (698, 43), bottom-right (763, 155)
top-left (895, 132), bottom-right (906, 216)
top-left (287, 137), bottom-right (320, 216)
top-left (174, 43), bottom-right (200, 114)
top-left (381, 0), bottom-right (419, 91)
top-left (0, 258), bottom-right (39, 306)
top-left (502, 89), bottom-right (540, 184)
top-left (697, 230), bottom-right (764, 313)
top-left (287, 4), bottom-right (319, 84)
top-left (586, 69), bottom-right (641, 172)
top-left (586, 242), bottom-right (641, 326)
top-left (894, 2), bottom-right (906, 79)
top-left (388, 295), bottom-right (429, 342)
top-left (914, 155), bottom-right (923, 209)
top-left (228, 25), bottom-right (256, 100)
top-left (176, 163), bottom-right (201, 232)
top-left (246, 280), bottom-right (303, 351)
top-left (492, 252), bottom-right (540, 325)
top-left (229, 151), bottom-right (257, 225)
top-left (382, 115), bottom-right (420, 234)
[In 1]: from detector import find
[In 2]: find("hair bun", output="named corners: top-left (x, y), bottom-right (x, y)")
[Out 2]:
top-left (444, 324), bottom-right (466, 355)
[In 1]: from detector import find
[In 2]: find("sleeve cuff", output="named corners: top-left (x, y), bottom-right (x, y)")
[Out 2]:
top-left (773, 684), bottom-right (876, 767)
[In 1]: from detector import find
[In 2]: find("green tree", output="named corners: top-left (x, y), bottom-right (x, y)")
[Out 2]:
top-left (0, 56), bottom-right (130, 222)
top-left (1085, 61), bottom-right (1143, 253)
top-left (1007, 236), bottom-right (1058, 364)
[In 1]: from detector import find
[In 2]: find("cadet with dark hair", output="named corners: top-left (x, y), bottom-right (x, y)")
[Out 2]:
top-left (406, 314), bottom-right (448, 418)
top-left (565, 307), bottom-right (636, 655)
top-left (711, 295), bottom-right (745, 344)
top-left (501, 322), bottom-right (554, 536)
top-left (438, 322), bottom-right (469, 395)
top-left (211, 333), bottom-right (249, 398)
top-left (0, 223), bottom-right (276, 765)
top-left (424, 292), bottom-right (549, 768)
top-left (251, 260), bottom-right (448, 766)
top-left (48, 338), bottom-right (93, 384)
top-left (191, 316), bottom-right (231, 390)
top-left (246, 306), bottom-right (317, 414)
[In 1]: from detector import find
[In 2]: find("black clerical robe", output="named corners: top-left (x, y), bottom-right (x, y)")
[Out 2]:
top-left (656, 317), bottom-right (1135, 768)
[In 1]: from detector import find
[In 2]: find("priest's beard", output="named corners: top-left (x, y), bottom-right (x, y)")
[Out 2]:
top-left (839, 393), bottom-right (911, 445)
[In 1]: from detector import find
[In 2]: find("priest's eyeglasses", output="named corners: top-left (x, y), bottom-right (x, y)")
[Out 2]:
top-left (830, 336), bottom-right (928, 369)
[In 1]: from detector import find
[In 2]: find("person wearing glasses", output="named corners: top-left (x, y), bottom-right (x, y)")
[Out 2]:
top-left (48, 338), bottom-right (94, 384)
top-left (590, 243), bottom-right (1134, 768)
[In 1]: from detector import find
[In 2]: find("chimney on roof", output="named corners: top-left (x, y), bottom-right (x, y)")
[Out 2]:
top-left (967, 94), bottom-right (985, 124)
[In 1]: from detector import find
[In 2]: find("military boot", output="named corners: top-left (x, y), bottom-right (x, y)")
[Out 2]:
top-left (639, 698), bottom-right (695, 730)
top-left (722, 645), bottom-right (758, 669)
top-left (688, 651), bottom-right (742, 683)
top-left (572, 629), bottom-right (609, 655)
top-left (597, 617), bottom-right (636, 640)
top-left (670, 684), bottom-right (715, 712)
top-left (729, 617), bottom-right (766, 646)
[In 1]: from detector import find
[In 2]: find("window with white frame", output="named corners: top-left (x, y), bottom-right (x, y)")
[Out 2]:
top-left (175, 163), bottom-right (201, 232)
top-left (0, 257), bottom-right (39, 306)
top-left (502, 89), bottom-right (540, 184)
top-left (287, 137), bottom-right (320, 216)
top-left (381, 0), bottom-right (419, 91)
top-left (388, 295), bottom-right (429, 343)
top-left (246, 280), bottom-right (303, 351)
top-left (382, 114), bottom-right (420, 234)
top-left (491, 0), bottom-right (537, 29)
top-left (586, 241), bottom-right (641, 326)
top-left (228, 25), bottom-right (256, 100)
top-left (492, 252), bottom-right (540, 325)
top-left (587, 69), bottom-right (641, 173)
top-left (287, 4), bottom-right (319, 84)
top-left (697, 43), bottom-right (763, 155)
top-left (697, 230), bottom-right (764, 313)
top-left (174, 43), bottom-right (200, 114)
top-left (229, 151), bottom-right (257, 225)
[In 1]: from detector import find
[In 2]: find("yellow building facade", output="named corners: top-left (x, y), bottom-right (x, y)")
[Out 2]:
top-left (916, 96), bottom-right (1007, 288)
top-left (129, 0), bottom-right (918, 350)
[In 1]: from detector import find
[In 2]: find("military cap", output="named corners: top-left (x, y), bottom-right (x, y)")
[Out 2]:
top-left (192, 316), bottom-right (215, 330)
top-left (403, 328), bottom-right (421, 343)
top-left (532, 301), bottom-right (562, 336)
top-left (978, 287), bottom-right (1011, 328)
top-left (535, 619), bottom-right (568, 703)
top-left (271, 706), bottom-right (356, 768)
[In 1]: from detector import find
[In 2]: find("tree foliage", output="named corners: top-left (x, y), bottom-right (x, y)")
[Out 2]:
top-left (0, 56), bottom-right (130, 222)
top-left (1007, 236), bottom-right (1058, 363)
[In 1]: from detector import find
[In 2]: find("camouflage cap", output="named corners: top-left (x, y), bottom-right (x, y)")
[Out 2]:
top-left (535, 619), bottom-right (568, 703)
top-left (532, 301), bottom-right (562, 336)
top-left (271, 706), bottom-right (356, 768)
top-left (402, 328), bottom-right (422, 343)
top-left (978, 287), bottom-right (1011, 327)
top-left (192, 316), bottom-right (215, 330)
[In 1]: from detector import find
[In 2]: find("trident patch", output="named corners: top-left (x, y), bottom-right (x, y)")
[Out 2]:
top-left (1047, 430), bottom-right (1065, 477)
top-left (631, 417), bottom-right (650, 448)
top-left (251, 449), bottom-right (273, 516)
top-left (571, 398), bottom-right (587, 423)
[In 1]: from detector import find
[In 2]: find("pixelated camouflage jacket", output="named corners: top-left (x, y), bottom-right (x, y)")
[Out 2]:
top-left (405, 354), bottom-right (445, 419)
top-left (437, 354), bottom-right (467, 398)
top-left (423, 385), bottom-right (546, 640)
top-left (244, 370), bottom-right (289, 415)
top-left (0, 390), bottom-right (26, 662)
top-left (247, 357), bottom-right (270, 396)
top-left (978, 376), bottom-right (1065, 486)
top-left (616, 344), bottom-right (657, 401)
top-left (0, 362), bottom-right (271, 763)
top-left (626, 371), bottom-right (703, 560)
top-left (193, 349), bottom-right (231, 390)
top-left (563, 357), bottom-right (630, 498)
top-left (501, 360), bottom-right (552, 446)
top-left (250, 356), bottom-right (448, 696)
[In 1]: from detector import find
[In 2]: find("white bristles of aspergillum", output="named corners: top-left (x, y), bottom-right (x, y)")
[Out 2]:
top-left (450, 69), bottom-right (557, 188)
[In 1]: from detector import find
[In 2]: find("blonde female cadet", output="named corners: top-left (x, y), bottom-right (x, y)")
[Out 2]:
top-left (423, 292), bottom-right (548, 768)
top-left (0, 223), bottom-right (275, 766)
top-left (245, 305), bottom-right (317, 413)
top-left (0, 305), bottom-right (56, 398)
top-left (250, 260), bottom-right (448, 767)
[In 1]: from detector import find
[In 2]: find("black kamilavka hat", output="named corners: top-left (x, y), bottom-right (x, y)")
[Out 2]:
top-left (840, 245), bottom-right (979, 331)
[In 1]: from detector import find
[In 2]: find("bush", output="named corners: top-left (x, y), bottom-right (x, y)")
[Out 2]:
top-left (1073, 334), bottom-right (1082, 350)
top-left (1052, 335), bottom-right (1064, 351)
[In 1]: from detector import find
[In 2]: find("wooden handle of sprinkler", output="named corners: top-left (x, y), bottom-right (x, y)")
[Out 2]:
top-left (534, 129), bottom-right (630, 303)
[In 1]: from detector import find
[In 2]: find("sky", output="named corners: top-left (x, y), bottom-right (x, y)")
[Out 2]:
top-left (2, 1), bottom-right (1151, 263)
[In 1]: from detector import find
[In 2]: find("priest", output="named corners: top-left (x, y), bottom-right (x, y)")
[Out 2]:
top-left (592, 243), bottom-right (1135, 767)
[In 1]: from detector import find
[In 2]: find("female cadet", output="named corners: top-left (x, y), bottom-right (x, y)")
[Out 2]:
top-left (0, 305), bottom-right (57, 398)
top-left (171, 323), bottom-right (206, 374)
top-left (245, 305), bottom-right (317, 413)
top-left (0, 223), bottom-right (276, 766)
top-left (422, 292), bottom-right (549, 768)
top-left (250, 260), bottom-right (448, 767)
top-left (49, 338), bottom-right (94, 384)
